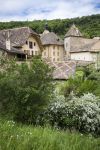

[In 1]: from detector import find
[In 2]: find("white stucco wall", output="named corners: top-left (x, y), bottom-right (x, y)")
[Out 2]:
top-left (70, 52), bottom-right (97, 62)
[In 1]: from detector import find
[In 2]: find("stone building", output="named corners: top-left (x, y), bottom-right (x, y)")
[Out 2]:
top-left (64, 24), bottom-right (100, 65)
top-left (0, 25), bottom-right (99, 65)
top-left (41, 29), bottom-right (64, 62)
top-left (0, 27), bottom-right (42, 60)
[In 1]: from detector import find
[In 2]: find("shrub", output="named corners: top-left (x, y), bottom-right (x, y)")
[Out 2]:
top-left (43, 93), bottom-right (100, 135)
top-left (0, 56), bottom-right (54, 124)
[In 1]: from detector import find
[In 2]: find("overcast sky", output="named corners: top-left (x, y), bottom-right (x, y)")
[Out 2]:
top-left (0, 0), bottom-right (100, 21)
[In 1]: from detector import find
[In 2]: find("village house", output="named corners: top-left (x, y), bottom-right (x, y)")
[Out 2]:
top-left (41, 29), bottom-right (65, 62)
top-left (64, 24), bottom-right (100, 67)
top-left (0, 25), bottom-right (99, 65)
top-left (0, 27), bottom-right (43, 60)
top-left (0, 24), bottom-right (99, 74)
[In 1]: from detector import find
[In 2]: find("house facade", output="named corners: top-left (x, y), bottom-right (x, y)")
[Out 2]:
top-left (41, 30), bottom-right (65, 62)
top-left (0, 27), bottom-right (43, 60)
top-left (64, 24), bottom-right (100, 65)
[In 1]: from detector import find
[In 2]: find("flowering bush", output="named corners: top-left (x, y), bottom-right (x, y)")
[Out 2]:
top-left (43, 93), bottom-right (100, 135)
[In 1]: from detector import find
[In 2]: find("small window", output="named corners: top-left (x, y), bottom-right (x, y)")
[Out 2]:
top-left (53, 46), bottom-right (55, 49)
top-left (44, 52), bottom-right (46, 56)
top-left (35, 51), bottom-right (38, 55)
top-left (57, 52), bottom-right (59, 56)
top-left (53, 58), bottom-right (55, 61)
top-left (29, 41), bottom-right (33, 49)
top-left (32, 51), bottom-right (34, 56)
top-left (53, 51), bottom-right (55, 56)
top-left (57, 58), bottom-right (59, 61)
top-left (34, 42), bottom-right (36, 46)
top-left (26, 41), bottom-right (28, 45)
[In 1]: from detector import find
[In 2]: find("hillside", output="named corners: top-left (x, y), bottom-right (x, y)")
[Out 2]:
top-left (0, 14), bottom-right (100, 38)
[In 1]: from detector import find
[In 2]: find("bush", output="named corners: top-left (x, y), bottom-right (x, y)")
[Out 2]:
top-left (42, 93), bottom-right (100, 135)
top-left (0, 56), bottom-right (54, 124)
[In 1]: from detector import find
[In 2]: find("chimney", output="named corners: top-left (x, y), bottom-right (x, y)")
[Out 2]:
top-left (6, 30), bottom-right (11, 50)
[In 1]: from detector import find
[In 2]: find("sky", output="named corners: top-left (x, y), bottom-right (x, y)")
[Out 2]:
top-left (0, 0), bottom-right (100, 21)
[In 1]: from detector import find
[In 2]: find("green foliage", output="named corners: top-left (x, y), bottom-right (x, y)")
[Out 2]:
top-left (0, 56), bottom-right (54, 123)
top-left (0, 14), bottom-right (99, 38)
top-left (64, 76), bottom-right (97, 97)
top-left (42, 93), bottom-right (100, 135)
top-left (0, 119), bottom-right (100, 150)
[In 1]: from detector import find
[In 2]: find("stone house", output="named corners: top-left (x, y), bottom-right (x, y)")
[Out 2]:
top-left (41, 29), bottom-right (65, 62)
top-left (64, 24), bottom-right (100, 65)
top-left (0, 27), bottom-right (43, 60)
top-left (0, 25), bottom-right (99, 65)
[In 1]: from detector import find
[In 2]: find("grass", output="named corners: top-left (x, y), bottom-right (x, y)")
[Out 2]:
top-left (0, 119), bottom-right (100, 150)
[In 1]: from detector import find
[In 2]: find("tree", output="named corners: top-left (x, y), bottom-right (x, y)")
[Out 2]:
top-left (0, 56), bottom-right (54, 124)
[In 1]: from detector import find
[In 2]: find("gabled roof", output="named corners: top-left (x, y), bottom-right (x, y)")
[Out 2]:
top-left (65, 24), bottom-right (83, 37)
top-left (0, 27), bottom-right (42, 49)
top-left (41, 31), bottom-right (64, 46)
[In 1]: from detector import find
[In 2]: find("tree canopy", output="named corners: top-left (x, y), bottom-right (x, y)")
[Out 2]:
top-left (0, 14), bottom-right (100, 38)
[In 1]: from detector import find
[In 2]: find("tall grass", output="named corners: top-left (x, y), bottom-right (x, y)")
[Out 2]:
top-left (0, 119), bottom-right (100, 150)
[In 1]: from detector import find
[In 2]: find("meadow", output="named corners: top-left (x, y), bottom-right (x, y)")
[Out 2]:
top-left (0, 119), bottom-right (100, 150)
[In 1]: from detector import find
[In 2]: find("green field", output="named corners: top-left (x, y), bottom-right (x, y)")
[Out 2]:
top-left (0, 119), bottom-right (100, 150)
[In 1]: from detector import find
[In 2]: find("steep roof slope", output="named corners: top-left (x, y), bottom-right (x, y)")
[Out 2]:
top-left (41, 31), bottom-right (63, 46)
top-left (65, 24), bottom-right (83, 37)
top-left (0, 27), bottom-right (42, 49)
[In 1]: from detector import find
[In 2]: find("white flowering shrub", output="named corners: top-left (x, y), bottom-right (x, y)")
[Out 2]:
top-left (44, 93), bottom-right (100, 135)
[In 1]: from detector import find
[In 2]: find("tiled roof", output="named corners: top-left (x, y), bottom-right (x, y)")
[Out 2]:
top-left (0, 27), bottom-right (42, 49)
top-left (65, 24), bottom-right (83, 37)
top-left (0, 41), bottom-right (25, 55)
top-left (41, 32), bottom-right (64, 46)
top-left (69, 37), bottom-right (99, 53)
top-left (45, 59), bottom-right (76, 80)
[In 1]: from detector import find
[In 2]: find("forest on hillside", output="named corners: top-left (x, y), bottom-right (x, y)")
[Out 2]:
top-left (0, 14), bottom-right (100, 38)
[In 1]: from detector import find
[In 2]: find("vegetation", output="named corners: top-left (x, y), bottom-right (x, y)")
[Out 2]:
top-left (0, 56), bottom-right (54, 124)
top-left (0, 14), bottom-right (100, 38)
top-left (0, 119), bottom-right (100, 150)
top-left (38, 93), bottom-right (100, 136)
top-left (63, 66), bottom-right (100, 97)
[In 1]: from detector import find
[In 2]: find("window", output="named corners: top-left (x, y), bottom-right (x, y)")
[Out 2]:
top-left (34, 42), bottom-right (36, 46)
top-left (53, 45), bottom-right (55, 49)
top-left (57, 58), bottom-right (59, 61)
top-left (35, 51), bottom-right (38, 55)
top-left (26, 41), bottom-right (28, 45)
top-left (57, 52), bottom-right (59, 56)
top-left (53, 58), bottom-right (55, 61)
top-left (29, 41), bottom-right (33, 49)
top-left (53, 51), bottom-right (55, 56)
top-left (32, 51), bottom-right (34, 56)
top-left (44, 51), bottom-right (46, 56)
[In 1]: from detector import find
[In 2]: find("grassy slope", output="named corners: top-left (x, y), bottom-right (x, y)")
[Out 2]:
top-left (0, 119), bottom-right (100, 150)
